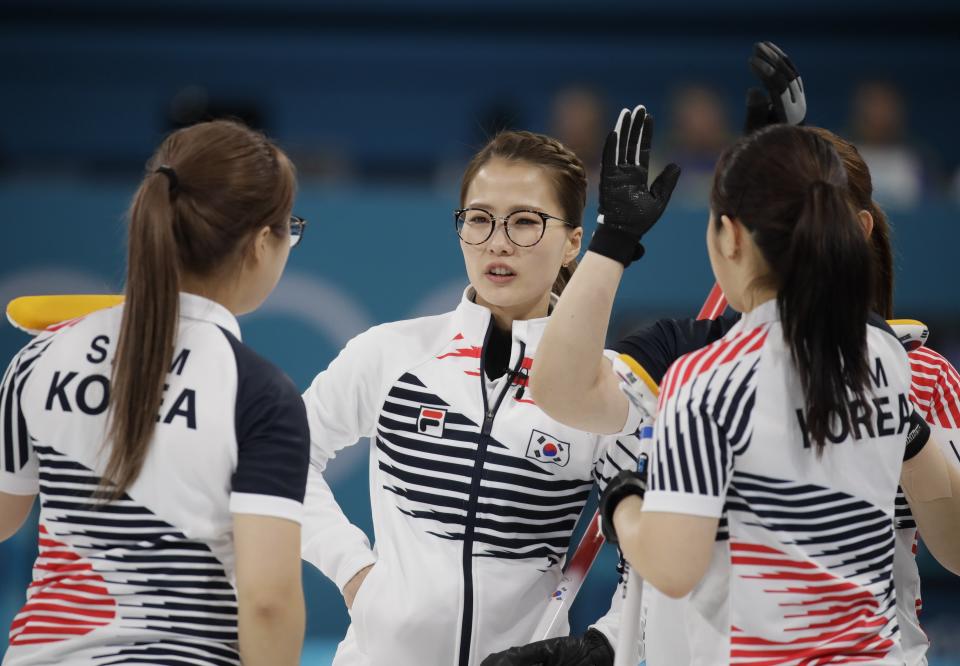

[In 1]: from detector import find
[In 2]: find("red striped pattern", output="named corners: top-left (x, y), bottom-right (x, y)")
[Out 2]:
top-left (437, 345), bottom-right (482, 360)
top-left (44, 316), bottom-right (85, 333)
top-left (659, 325), bottom-right (769, 406)
top-left (8, 525), bottom-right (116, 646)
top-left (697, 282), bottom-right (728, 320)
top-left (908, 346), bottom-right (960, 428)
top-left (728, 541), bottom-right (894, 664)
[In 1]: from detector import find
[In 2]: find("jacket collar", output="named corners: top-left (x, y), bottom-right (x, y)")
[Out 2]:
top-left (452, 286), bottom-right (558, 350)
top-left (179, 292), bottom-right (242, 340)
top-left (738, 298), bottom-right (779, 329)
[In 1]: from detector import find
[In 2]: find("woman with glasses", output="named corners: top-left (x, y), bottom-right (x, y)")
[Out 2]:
top-left (0, 120), bottom-right (310, 666)
top-left (300, 129), bottom-right (679, 666)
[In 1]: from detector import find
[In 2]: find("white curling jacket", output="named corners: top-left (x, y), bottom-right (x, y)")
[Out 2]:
top-left (301, 288), bottom-right (645, 666)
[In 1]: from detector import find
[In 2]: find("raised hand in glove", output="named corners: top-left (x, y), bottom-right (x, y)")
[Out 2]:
top-left (588, 105), bottom-right (681, 268)
top-left (481, 627), bottom-right (614, 666)
top-left (744, 41), bottom-right (806, 134)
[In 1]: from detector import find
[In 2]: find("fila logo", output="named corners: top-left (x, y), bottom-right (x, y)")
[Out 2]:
top-left (526, 430), bottom-right (570, 467)
top-left (418, 406), bottom-right (447, 438)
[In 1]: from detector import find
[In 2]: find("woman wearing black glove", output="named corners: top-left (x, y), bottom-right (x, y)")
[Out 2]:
top-left (480, 107), bottom-right (680, 666)
top-left (587, 105), bottom-right (682, 269)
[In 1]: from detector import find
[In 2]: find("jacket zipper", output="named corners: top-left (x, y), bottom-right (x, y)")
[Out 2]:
top-left (457, 321), bottom-right (526, 666)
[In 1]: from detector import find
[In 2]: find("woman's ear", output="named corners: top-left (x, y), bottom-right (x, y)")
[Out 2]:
top-left (250, 227), bottom-right (273, 265)
top-left (564, 227), bottom-right (583, 265)
top-left (718, 214), bottom-right (742, 260)
top-left (857, 209), bottom-right (874, 239)
top-left (242, 226), bottom-right (274, 268)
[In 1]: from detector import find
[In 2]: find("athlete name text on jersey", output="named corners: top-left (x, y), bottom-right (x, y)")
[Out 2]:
top-left (795, 355), bottom-right (911, 448)
top-left (42, 334), bottom-right (197, 428)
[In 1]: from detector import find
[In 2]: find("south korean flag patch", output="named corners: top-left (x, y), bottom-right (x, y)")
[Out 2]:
top-left (526, 430), bottom-right (570, 467)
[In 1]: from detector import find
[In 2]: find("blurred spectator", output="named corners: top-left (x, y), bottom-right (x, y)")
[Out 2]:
top-left (851, 81), bottom-right (927, 209)
top-left (549, 86), bottom-right (607, 188)
top-left (666, 85), bottom-right (732, 208)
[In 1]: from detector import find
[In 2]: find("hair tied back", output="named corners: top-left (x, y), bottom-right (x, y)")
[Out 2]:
top-left (155, 165), bottom-right (179, 196)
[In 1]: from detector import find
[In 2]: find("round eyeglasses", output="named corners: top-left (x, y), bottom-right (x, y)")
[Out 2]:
top-left (454, 208), bottom-right (575, 247)
top-left (289, 215), bottom-right (307, 248)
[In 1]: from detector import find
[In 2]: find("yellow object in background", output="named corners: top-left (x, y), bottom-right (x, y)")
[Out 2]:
top-left (888, 319), bottom-right (929, 352)
top-left (6, 294), bottom-right (124, 335)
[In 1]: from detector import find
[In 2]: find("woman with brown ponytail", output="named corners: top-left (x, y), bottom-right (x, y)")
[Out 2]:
top-left (0, 120), bottom-right (310, 666)
top-left (299, 130), bottom-right (673, 665)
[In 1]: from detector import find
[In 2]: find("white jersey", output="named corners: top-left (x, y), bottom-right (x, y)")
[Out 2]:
top-left (0, 293), bottom-right (310, 666)
top-left (633, 329), bottom-right (960, 666)
top-left (643, 299), bottom-right (914, 665)
top-left (301, 287), bottom-right (646, 666)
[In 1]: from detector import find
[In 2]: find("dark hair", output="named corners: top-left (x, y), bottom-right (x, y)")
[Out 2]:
top-left (460, 130), bottom-right (585, 295)
top-left (104, 119), bottom-right (295, 498)
top-left (805, 126), bottom-right (894, 319)
top-left (711, 124), bottom-right (875, 453)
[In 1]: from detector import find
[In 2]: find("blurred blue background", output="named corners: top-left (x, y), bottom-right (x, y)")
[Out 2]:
top-left (1, 0), bottom-right (959, 663)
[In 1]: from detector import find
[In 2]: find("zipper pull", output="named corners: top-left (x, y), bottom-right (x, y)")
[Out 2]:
top-left (513, 366), bottom-right (529, 400)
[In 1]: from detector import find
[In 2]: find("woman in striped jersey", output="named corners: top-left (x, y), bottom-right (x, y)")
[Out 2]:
top-left (530, 43), bottom-right (960, 665)
top-left (299, 129), bottom-right (679, 666)
top-left (0, 120), bottom-right (311, 666)
top-left (606, 122), bottom-right (933, 663)
top-left (612, 127), bottom-right (960, 666)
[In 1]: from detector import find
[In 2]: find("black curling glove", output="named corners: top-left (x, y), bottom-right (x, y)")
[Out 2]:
top-left (744, 41), bottom-right (807, 134)
top-left (481, 627), bottom-right (614, 666)
top-left (588, 104), bottom-right (680, 268)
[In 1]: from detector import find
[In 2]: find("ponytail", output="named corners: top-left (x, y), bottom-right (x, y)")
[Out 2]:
top-left (100, 120), bottom-right (296, 499)
top-left (711, 125), bottom-right (878, 456)
top-left (102, 173), bottom-right (181, 498)
top-left (778, 181), bottom-right (875, 453)
top-left (804, 127), bottom-right (894, 319)
top-left (869, 204), bottom-right (894, 319)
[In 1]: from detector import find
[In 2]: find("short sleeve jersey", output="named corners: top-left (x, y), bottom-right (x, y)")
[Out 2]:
top-left (0, 293), bottom-right (310, 666)
top-left (643, 300), bottom-right (912, 665)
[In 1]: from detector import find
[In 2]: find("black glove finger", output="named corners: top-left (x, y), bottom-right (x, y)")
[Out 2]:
top-left (754, 41), bottom-right (782, 68)
top-left (601, 130), bottom-right (618, 171)
top-left (763, 42), bottom-right (800, 81)
top-left (637, 111), bottom-right (654, 174)
top-left (756, 44), bottom-right (795, 93)
top-left (761, 41), bottom-right (787, 62)
top-left (615, 108), bottom-right (631, 166)
top-left (749, 53), bottom-right (778, 82)
top-left (775, 51), bottom-right (800, 81)
top-left (750, 42), bottom-right (776, 72)
top-left (650, 163), bottom-right (682, 204)
top-left (625, 104), bottom-right (645, 166)
top-left (743, 86), bottom-right (772, 134)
